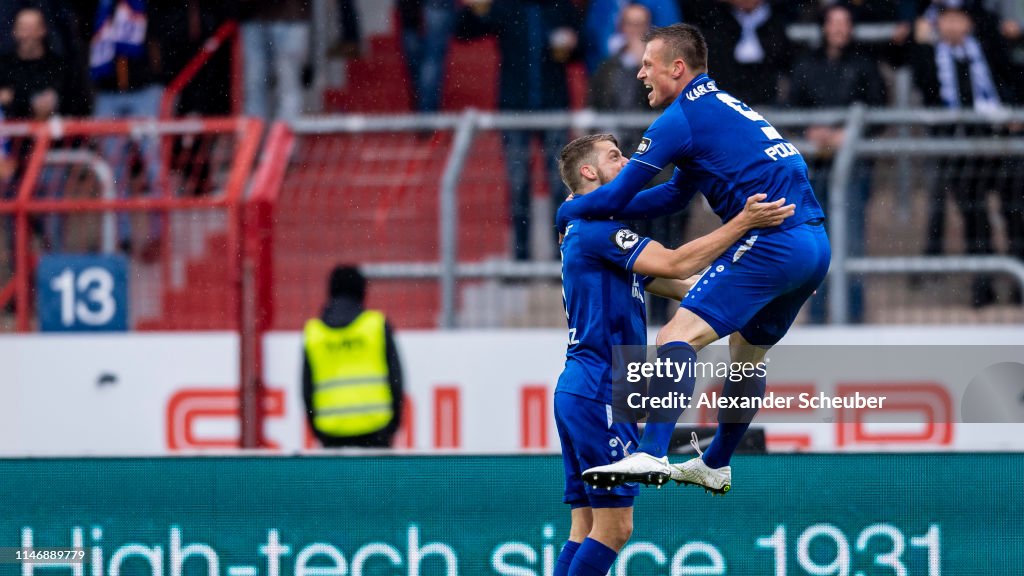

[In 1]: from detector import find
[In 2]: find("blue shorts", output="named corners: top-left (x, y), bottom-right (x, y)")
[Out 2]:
top-left (681, 221), bottom-right (830, 346)
top-left (554, 391), bottom-right (639, 509)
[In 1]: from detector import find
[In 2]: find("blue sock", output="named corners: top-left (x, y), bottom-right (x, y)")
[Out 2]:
top-left (554, 540), bottom-right (581, 576)
top-left (568, 538), bottom-right (618, 576)
top-left (638, 342), bottom-right (697, 458)
top-left (702, 372), bottom-right (766, 469)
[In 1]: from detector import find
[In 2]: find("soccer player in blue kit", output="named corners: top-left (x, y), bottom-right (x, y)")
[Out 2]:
top-left (557, 24), bottom-right (831, 494)
top-left (553, 133), bottom-right (793, 576)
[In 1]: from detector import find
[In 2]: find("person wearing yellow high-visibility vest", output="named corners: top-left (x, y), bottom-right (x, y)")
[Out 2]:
top-left (302, 265), bottom-right (404, 448)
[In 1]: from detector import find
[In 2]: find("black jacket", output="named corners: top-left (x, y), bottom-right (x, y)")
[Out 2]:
top-left (789, 45), bottom-right (887, 109)
top-left (0, 51), bottom-right (66, 119)
top-left (302, 297), bottom-right (404, 448)
top-left (909, 34), bottom-right (1019, 109)
top-left (685, 0), bottom-right (794, 106)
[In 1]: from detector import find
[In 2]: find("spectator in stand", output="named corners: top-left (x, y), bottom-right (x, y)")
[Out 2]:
top-left (909, 0), bottom-right (1019, 307)
top-left (590, 4), bottom-right (651, 152)
top-left (589, 2), bottom-right (686, 322)
top-left (893, 0), bottom-right (1005, 46)
top-left (784, 0), bottom-right (900, 23)
top-left (456, 0), bottom-right (583, 261)
top-left (683, 0), bottom-right (794, 106)
top-left (90, 0), bottom-right (169, 120)
top-left (790, 4), bottom-right (887, 322)
top-left (88, 0), bottom-right (171, 258)
top-left (0, 7), bottom-right (73, 268)
top-left (0, 7), bottom-right (66, 121)
top-left (398, 0), bottom-right (454, 113)
top-left (583, 0), bottom-right (681, 74)
top-left (990, 0), bottom-right (1023, 40)
top-left (2, 0), bottom-right (76, 57)
top-left (239, 0), bottom-right (310, 122)
top-left (0, 1), bottom-right (91, 116)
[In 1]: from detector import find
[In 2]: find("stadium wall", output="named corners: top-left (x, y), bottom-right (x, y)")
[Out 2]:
top-left (2, 327), bottom-right (1022, 455)
top-left (2, 454), bottom-right (1021, 575)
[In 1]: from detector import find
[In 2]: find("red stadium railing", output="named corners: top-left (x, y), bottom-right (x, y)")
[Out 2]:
top-left (159, 20), bottom-right (241, 120)
top-left (0, 117), bottom-right (264, 332)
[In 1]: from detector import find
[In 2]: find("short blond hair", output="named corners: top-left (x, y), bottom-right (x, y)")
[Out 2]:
top-left (558, 134), bottom-right (619, 193)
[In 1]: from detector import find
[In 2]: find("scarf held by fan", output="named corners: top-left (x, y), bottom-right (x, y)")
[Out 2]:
top-left (89, 0), bottom-right (147, 80)
top-left (934, 35), bottom-right (1002, 112)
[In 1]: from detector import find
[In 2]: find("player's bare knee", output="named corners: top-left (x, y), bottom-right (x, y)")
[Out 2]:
top-left (609, 516), bottom-right (634, 549)
top-left (618, 515), bottom-right (634, 542)
top-left (591, 508), bottom-right (634, 551)
top-left (569, 508), bottom-right (593, 542)
top-left (657, 309), bottom-right (717, 348)
top-left (592, 520), bottom-right (633, 550)
top-left (729, 332), bottom-right (770, 364)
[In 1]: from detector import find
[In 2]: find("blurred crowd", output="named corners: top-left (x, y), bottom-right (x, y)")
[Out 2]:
top-left (2, 0), bottom-right (1023, 312)
top-left (1, 0), bottom-right (1020, 132)
top-left (0, 0), bottom-right (335, 124)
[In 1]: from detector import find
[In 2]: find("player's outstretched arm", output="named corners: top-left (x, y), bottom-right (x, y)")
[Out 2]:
top-left (631, 194), bottom-right (795, 280)
top-left (554, 160), bottom-right (658, 230)
top-left (646, 277), bottom-right (690, 301)
top-left (616, 169), bottom-right (697, 220)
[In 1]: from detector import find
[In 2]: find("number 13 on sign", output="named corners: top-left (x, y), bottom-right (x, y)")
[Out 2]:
top-left (36, 254), bottom-right (128, 332)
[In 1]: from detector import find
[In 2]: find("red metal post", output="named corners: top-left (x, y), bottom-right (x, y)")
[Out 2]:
top-left (228, 117), bottom-right (266, 448)
top-left (14, 125), bottom-right (52, 332)
top-left (239, 122), bottom-right (293, 448)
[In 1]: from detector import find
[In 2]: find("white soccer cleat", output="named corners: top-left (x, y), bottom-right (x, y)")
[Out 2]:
top-left (671, 432), bottom-right (732, 495)
top-left (582, 452), bottom-right (672, 489)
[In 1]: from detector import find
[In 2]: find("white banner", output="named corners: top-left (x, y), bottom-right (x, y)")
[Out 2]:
top-left (0, 327), bottom-right (1022, 455)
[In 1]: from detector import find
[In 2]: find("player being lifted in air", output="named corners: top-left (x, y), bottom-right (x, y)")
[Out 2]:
top-left (556, 24), bottom-right (831, 494)
top-left (553, 133), bottom-right (793, 576)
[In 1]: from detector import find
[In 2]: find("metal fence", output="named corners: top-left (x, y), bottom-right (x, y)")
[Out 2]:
top-left (830, 106), bottom-right (1024, 324)
top-left (270, 107), bottom-right (1024, 329)
top-left (0, 117), bottom-right (263, 331)
top-left (5, 110), bottom-right (1021, 331)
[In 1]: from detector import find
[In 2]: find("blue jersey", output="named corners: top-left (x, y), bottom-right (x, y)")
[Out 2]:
top-left (557, 219), bottom-right (652, 404)
top-left (555, 74), bottom-right (824, 230)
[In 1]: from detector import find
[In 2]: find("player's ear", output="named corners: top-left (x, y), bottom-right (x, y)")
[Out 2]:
top-left (579, 164), bottom-right (598, 182)
top-left (672, 58), bottom-right (686, 79)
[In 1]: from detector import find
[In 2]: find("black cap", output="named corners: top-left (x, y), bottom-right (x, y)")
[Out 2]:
top-left (328, 265), bottom-right (367, 301)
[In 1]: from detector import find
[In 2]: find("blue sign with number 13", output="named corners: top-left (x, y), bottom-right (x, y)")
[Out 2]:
top-left (36, 254), bottom-right (128, 332)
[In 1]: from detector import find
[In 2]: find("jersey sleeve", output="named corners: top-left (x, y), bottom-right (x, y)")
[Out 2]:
top-left (616, 168), bottom-right (698, 219)
top-left (626, 109), bottom-right (693, 173)
top-left (579, 221), bottom-right (652, 273)
top-left (553, 109), bottom-right (694, 231)
top-left (554, 160), bottom-right (657, 230)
